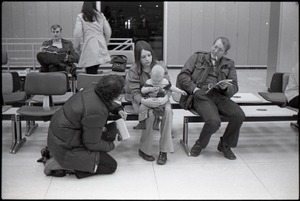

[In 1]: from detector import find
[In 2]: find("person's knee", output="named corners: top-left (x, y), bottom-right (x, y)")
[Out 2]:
top-left (109, 158), bottom-right (118, 174)
top-left (105, 154), bottom-right (117, 174)
top-left (206, 118), bottom-right (221, 130)
top-left (36, 52), bottom-right (44, 61)
top-left (232, 110), bottom-right (246, 122)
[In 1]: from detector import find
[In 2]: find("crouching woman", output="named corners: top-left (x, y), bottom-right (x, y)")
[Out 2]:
top-left (47, 74), bottom-right (126, 179)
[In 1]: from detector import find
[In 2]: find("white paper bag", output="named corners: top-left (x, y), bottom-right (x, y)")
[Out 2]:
top-left (115, 118), bottom-right (130, 140)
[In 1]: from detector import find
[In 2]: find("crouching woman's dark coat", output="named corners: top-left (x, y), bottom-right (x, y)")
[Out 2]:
top-left (47, 85), bottom-right (123, 174)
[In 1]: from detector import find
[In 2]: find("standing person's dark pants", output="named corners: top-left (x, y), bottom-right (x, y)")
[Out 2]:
top-left (37, 52), bottom-right (67, 72)
top-left (74, 152), bottom-right (117, 179)
top-left (193, 90), bottom-right (245, 148)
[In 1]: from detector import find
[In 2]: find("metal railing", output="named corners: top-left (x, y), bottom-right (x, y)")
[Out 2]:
top-left (2, 38), bottom-right (134, 70)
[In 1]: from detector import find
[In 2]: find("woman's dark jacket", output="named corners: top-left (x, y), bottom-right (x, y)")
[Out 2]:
top-left (47, 85), bottom-right (123, 173)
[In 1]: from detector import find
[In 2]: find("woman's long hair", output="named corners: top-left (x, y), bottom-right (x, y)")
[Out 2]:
top-left (94, 75), bottom-right (125, 103)
top-left (81, 1), bottom-right (99, 22)
top-left (134, 40), bottom-right (157, 75)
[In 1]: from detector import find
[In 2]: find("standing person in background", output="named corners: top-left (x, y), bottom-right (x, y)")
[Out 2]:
top-left (125, 40), bottom-right (174, 165)
top-left (177, 37), bottom-right (245, 160)
top-left (74, 1), bottom-right (112, 74)
top-left (284, 63), bottom-right (299, 127)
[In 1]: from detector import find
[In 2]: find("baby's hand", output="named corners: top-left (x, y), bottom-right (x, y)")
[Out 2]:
top-left (181, 90), bottom-right (187, 96)
top-left (153, 87), bottom-right (159, 93)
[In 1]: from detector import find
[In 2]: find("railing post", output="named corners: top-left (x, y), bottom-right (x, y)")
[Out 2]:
top-left (32, 44), bottom-right (35, 70)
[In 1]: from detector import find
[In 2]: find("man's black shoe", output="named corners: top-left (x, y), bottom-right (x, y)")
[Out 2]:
top-left (139, 149), bottom-right (155, 161)
top-left (157, 152), bottom-right (167, 165)
top-left (190, 140), bottom-right (202, 157)
top-left (217, 139), bottom-right (236, 160)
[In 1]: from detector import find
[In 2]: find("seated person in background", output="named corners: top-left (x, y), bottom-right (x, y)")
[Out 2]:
top-left (176, 37), bottom-right (245, 160)
top-left (37, 24), bottom-right (79, 76)
top-left (134, 64), bottom-right (187, 130)
top-left (284, 62), bottom-right (299, 126)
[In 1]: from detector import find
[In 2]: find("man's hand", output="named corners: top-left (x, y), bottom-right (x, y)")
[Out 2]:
top-left (218, 82), bottom-right (228, 90)
top-left (193, 87), bottom-right (200, 94)
top-left (113, 135), bottom-right (121, 148)
top-left (118, 110), bottom-right (127, 120)
top-left (64, 54), bottom-right (69, 62)
top-left (180, 90), bottom-right (187, 96)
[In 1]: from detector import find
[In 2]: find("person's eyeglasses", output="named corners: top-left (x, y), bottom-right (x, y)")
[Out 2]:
top-left (212, 45), bottom-right (224, 53)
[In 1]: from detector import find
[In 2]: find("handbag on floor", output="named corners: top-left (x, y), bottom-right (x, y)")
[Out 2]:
top-left (111, 55), bottom-right (127, 72)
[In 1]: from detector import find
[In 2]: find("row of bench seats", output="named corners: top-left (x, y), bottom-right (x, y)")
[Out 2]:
top-left (3, 70), bottom-right (298, 154)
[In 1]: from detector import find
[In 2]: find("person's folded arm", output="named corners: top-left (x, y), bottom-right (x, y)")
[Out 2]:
top-left (81, 115), bottom-right (115, 152)
top-left (126, 69), bottom-right (143, 104)
top-left (219, 62), bottom-right (239, 97)
top-left (177, 53), bottom-right (199, 94)
top-left (141, 98), bottom-right (161, 108)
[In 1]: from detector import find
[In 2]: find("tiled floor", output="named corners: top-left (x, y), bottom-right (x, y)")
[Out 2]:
top-left (2, 69), bottom-right (299, 199)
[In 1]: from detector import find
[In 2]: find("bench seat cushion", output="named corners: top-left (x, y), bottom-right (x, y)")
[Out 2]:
top-left (258, 92), bottom-right (287, 105)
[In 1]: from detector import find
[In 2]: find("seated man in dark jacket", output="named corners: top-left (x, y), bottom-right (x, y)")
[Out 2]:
top-left (37, 24), bottom-right (79, 76)
top-left (176, 37), bottom-right (245, 160)
top-left (47, 74), bottom-right (127, 179)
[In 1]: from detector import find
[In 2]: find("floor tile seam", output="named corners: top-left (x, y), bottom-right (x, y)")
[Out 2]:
top-left (235, 159), bottom-right (299, 165)
top-left (151, 162), bottom-right (163, 199)
top-left (238, 153), bottom-right (281, 199)
top-left (244, 163), bottom-right (275, 199)
top-left (43, 176), bottom-right (53, 199)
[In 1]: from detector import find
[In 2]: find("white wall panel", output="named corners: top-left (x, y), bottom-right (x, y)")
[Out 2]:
top-left (60, 2), bottom-right (73, 38)
top-left (225, 2), bottom-right (238, 62)
top-left (202, 2), bottom-right (215, 51)
top-left (1, 2), bottom-right (13, 38)
top-left (11, 2), bottom-right (25, 38)
top-left (214, 2), bottom-right (227, 40)
top-left (179, 2), bottom-right (193, 62)
top-left (190, 2), bottom-right (204, 53)
top-left (248, 2), bottom-right (261, 65)
top-left (236, 2), bottom-right (250, 65)
top-left (47, 2), bottom-right (61, 38)
top-left (259, 2), bottom-right (270, 65)
top-left (36, 2), bottom-right (49, 38)
top-left (166, 2), bottom-right (180, 65)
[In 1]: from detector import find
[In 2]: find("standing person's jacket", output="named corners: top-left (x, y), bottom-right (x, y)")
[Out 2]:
top-left (73, 12), bottom-right (112, 68)
top-left (176, 51), bottom-right (238, 108)
top-left (41, 38), bottom-right (79, 64)
top-left (47, 85), bottom-right (122, 174)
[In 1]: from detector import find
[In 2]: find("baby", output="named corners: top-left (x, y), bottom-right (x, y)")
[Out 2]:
top-left (134, 64), bottom-right (187, 130)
